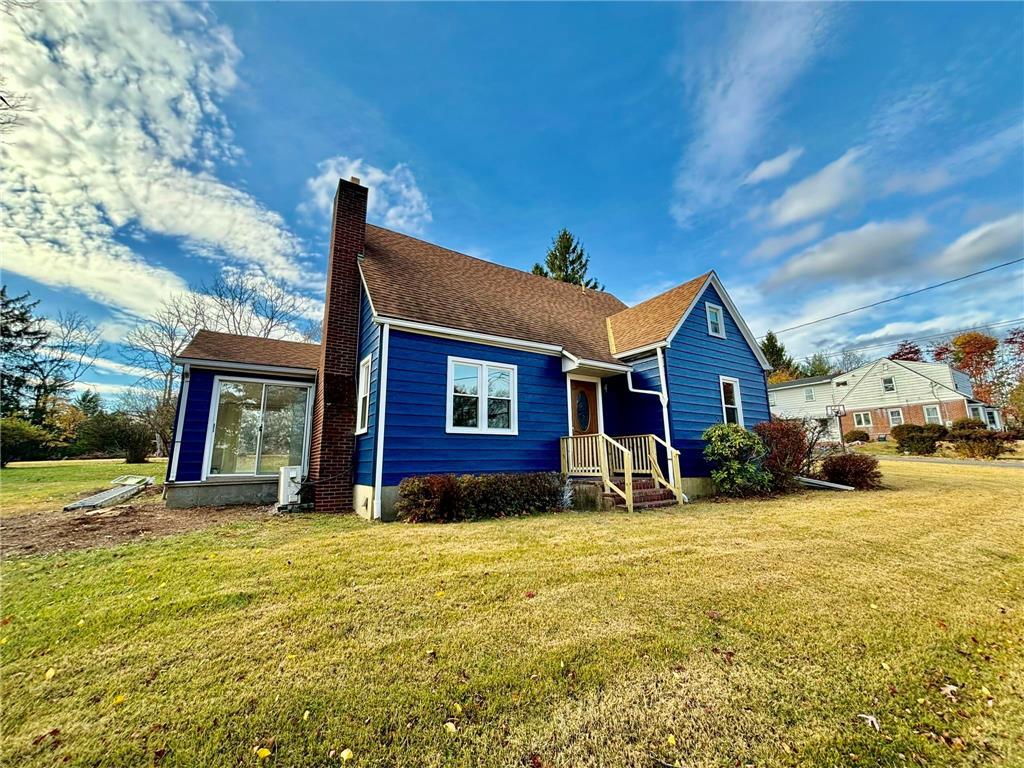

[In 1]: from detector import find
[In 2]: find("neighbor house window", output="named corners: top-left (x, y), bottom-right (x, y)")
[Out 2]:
top-left (887, 408), bottom-right (904, 426)
top-left (923, 405), bottom-right (942, 425)
top-left (206, 378), bottom-right (311, 478)
top-left (446, 356), bottom-right (517, 434)
top-left (804, 388), bottom-right (815, 402)
top-left (719, 376), bottom-right (743, 426)
top-left (969, 405), bottom-right (985, 421)
top-left (881, 376), bottom-right (896, 393)
top-left (769, 392), bottom-right (777, 407)
top-left (706, 303), bottom-right (726, 339)
top-left (355, 355), bottom-right (372, 435)
top-left (853, 412), bottom-right (872, 427)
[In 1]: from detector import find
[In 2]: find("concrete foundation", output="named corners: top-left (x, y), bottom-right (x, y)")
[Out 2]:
top-left (352, 484), bottom-right (374, 520)
top-left (680, 476), bottom-right (714, 498)
top-left (165, 479), bottom-right (277, 508)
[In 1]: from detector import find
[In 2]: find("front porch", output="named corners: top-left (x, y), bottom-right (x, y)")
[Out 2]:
top-left (560, 433), bottom-right (687, 512)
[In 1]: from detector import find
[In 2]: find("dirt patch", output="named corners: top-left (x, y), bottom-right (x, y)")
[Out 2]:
top-left (0, 490), bottom-right (272, 557)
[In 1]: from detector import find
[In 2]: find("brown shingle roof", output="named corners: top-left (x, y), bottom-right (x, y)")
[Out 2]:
top-left (178, 330), bottom-right (320, 371)
top-left (360, 225), bottom-right (628, 363)
top-left (606, 272), bottom-right (711, 354)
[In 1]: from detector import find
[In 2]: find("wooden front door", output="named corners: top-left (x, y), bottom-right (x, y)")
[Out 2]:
top-left (570, 380), bottom-right (598, 436)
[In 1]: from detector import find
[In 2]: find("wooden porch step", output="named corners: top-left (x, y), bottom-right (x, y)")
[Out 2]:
top-left (608, 476), bottom-right (659, 491)
top-left (603, 488), bottom-right (678, 508)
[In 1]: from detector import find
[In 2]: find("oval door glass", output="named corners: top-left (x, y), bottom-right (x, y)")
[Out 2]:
top-left (575, 390), bottom-right (591, 432)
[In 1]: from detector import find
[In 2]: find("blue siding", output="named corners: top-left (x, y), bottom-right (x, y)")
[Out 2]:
top-left (664, 284), bottom-right (770, 476)
top-left (172, 367), bottom-right (314, 482)
top-left (629, 355), bottom-right (662, 394)
top-left (354, 287), bottom-right (380, 486)
top-left (381, 331), bottom-right (566, 485)
top-left (601, 374), bottom-right (664, 439)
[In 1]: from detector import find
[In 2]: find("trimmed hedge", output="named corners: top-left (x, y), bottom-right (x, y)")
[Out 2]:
top-left (891, 423), bottom-right (947, 455)
top-left (843, 430), bottom-right (870, 444)
top-left (947, 425), bottom-right (1008, 460)
top-left (754, 419), bottom-right (807, 492)
top-left (820, 453), bottom-right (882, 490)
top-left (394, 472), bottom-right (566, 523)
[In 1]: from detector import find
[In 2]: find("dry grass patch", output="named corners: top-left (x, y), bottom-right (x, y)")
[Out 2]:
top-left (1, 463), bottom-right (1022, 766)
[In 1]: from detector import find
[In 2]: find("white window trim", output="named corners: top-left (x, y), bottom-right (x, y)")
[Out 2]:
top-left (923, 405), bottom-right (942, 425)
top-left (804, 387), bottom-right (815, 402)
top-left (706, 302), bottom-right (726, 339)
top-left (355, 354), bottom-right (372, 435)
top-left (445, 355), bottom-right (518, 435)
top-left (718, 375), bottom-right (744, 427)
top-left (881, 375), bottom-right (897, 393)
top-left (853, 411), bottom-right (873, 427)
top-left (887, 408), bottom-right (904, 426)
top-left (201, 375), bottom-right (314, 481)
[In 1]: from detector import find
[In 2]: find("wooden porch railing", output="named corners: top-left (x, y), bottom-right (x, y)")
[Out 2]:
top-left (560, 432), bottom-right (686, 510)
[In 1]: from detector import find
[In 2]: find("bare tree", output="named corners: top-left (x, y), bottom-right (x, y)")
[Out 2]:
top-left (25, 312), bottom-right (103, 423)
top-left (201, 271), bottom-right (315, 338)
top-left (0, 1), bottom-right (37, 137)
top-left (837, 349), bottom-right (868, 373)
top-left (123, 297), bottom-right (206, 403)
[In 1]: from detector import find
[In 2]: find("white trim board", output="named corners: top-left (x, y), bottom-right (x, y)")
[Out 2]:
top-left (376, 315), bottom-right (563, 356)
top-left (372, 323), bottom-right (390, 520)
top-left (445, 355), bottom-right (519, 436)
top-left (718, 375), bottom-right (745, 427)
top-left (172, 357), bottom-right (317, 377)
top-left (168, 363), bottom-right (190, 482)
top-left (566, 373), bottom-right (605, 436)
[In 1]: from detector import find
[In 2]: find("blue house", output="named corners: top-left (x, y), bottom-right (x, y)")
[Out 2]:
top-left (165, 177), bottom-right (771, 518)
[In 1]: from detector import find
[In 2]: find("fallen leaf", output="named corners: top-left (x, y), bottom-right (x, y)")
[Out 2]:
top-left (444, 721), bottom-right (457, 734)
top-left (77, 619), bottom-right (85, 627)
top-left (435, 590), bottom-right (445, 598)
top-left (525, 591), bottom-right (537, 599)
top-left (453, 703), bottom-right (463, 715)
top-left (858, 714), bottom-right (880, 732)
top-left (256, 747), bottom-right (271, 760)
top-left (112, 694), bottom-right (126, 705)
top-left (340, 748), bottom-right (353, 761)
top-left (940, 684), bottom-right (959, 700)
top-left (870, 604), bottom-right (878, 610)
top-left (667, 734), bottom-right (676, 746)
top-left (44, 667), bottom-right (55, 681)
top-left (303, 710), bottom-right (310, 721)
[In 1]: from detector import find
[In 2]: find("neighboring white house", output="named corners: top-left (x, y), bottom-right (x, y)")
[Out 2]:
top-left (769, 358), bottom-right (1003, 441)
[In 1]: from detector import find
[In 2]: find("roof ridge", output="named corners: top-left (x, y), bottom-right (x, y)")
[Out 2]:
top-left (365, 223), bottom-right (627, 307)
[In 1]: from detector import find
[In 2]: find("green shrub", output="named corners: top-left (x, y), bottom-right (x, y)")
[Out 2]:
top-left (948, 428), bottom-right (1006, 460)
top-left (394, 472), bottom-right (567, 523)
top-left (0, 417), bottom-right (53, 466)
top-left (891, 423), bottom-right (947, 455)
top-left (820, 453), bottom-right (882, 490)
top-left (702, 423), bottom-right (771, 497)
top-left (753, 419), bottom-right (807, 493)
top-left (76, 413), bottom-right (153, 463)
top-left (843, 429), bottom-right (870, 443)
top-left (951, 417), bottom-right (987, 432)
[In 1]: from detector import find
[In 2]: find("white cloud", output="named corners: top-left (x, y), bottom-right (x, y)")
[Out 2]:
top-left (71, 381), bottom-right (135, 397)
top-left (91, 358), bottom-right (151, 379)
top-left (0, 2), bottom-right (318, 320)
top-left (769, 148), bottom-right (866, 226)
top-left (302, 156), bottom-right (432, 235)
top-left (763, 217), bottom-right (929, 289)
top-left (884, 123), bottom-right (1024, 196)
top-left (748, 222), bottom-right (824, 262)
top-left (742, 147), bottom-right (804, 186)
top-left (934, 212), bottom-right (1024, 274)
top-left (671, 4), bottom-right (837, 226)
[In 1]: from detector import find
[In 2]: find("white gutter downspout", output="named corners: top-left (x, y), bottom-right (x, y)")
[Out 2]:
top-left (372, 323), bottom-right (390, 521)
top-left (167, 363), bottom-right (190, 484)
top-left (625, 349), bottom-right (678, 489)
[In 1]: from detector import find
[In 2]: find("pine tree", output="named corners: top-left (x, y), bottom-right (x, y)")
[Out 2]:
top-left (759, 331), bottom-right (795, 375)
top-left (888, 340), bottom-right (924, 362)
top-left (74, 389), bottom-right (104, 417)
top-left (1, 287), bottom-right (48, 417)
top-left (532, 229), bottom-right (603, 290)
top-left (799, 352), bottom-right (837, 378)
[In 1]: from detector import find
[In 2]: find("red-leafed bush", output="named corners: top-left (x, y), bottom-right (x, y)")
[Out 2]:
top-left (820, 453), bottom-right (882, 490)
top-left (754, 419), bottom-right (807, 492)
top-left (843, 430), bottom-right (870, 444)
top-left (394, 472), bottom-right (567, 523)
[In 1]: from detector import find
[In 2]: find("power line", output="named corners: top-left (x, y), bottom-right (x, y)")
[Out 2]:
top-left (762, 258), bottom-right (1024, 338)
top-left (815, 317), bottom-right (1024, 360)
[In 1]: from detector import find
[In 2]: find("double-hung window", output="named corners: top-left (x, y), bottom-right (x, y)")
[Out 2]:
top-left (447, 357), bottom-right (517, 434)
top-left (923, 405), bottom-right (942, 425)
top-left (887, 408), bottom-right (904, 426)
top-left (206, 378), bottom-right (312, 478)
top-left (355, 355), bottom-right (372, 435)
top-left (804, 387), bottom-right (815, 402)
top-left (853, 411), bottom-right (872, 427)
top-left (719, 376), bottom-right (743, 426)
top-left (881, 376), bottom-right (896, 393)
top-left (706, 303), bottom-right (726, 338)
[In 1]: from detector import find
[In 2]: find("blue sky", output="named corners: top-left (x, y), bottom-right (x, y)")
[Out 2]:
top-left (3, 2), bottom-right (1023, 398)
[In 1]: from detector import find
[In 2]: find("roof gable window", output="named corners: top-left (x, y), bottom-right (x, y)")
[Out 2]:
top-left (706, 303), bottom-right (726, 339)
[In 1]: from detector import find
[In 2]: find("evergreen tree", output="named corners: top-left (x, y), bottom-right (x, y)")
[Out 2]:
top-left (799, 352), bottom-right (838, 378)
top-left (74, 389), bottom-right (104, 417)
top-left (759, 331), bottom-right (794, 375)
top-left (1, 287), bottom-right (48, 417)
top-left (532, 229), bottom-right (603, 290)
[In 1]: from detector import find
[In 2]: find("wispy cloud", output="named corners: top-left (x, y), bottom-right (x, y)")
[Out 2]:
top-left (748, 222), bottom-right (824, 262)
top-left (0, 2), bottom-right (317, 319)
top-left (934, 212), bottom-right (1024, 274)
top-left (768, 148), bottom-right (866, 227)
top-left (302, 156), bottom-right (432, 235)
top-left (763, 217), bottom-right (929, 290)
top-left (742, 147), bottom-right (805, 186)
top-left (671, 4), bottom-right (838, 226)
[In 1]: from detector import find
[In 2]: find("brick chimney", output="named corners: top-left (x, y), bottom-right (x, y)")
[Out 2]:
top-left (309, 177), bottom-right (368, 512)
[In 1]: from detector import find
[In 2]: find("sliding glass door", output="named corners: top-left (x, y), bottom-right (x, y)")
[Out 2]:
top-left (207, 378), bottom-right (311, 478)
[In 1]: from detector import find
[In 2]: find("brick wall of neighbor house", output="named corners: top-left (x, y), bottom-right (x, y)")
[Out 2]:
top-left (309, 178), bottom-right (368, 512)
top-left (840, 399), bottom-right (968, 439)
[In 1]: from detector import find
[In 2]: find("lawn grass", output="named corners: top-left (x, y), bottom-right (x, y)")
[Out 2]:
top-left (1, 462), bottom-right (1022, 767)
top-left (853, 441), bottom-right (1024, 460)
top-left (0, 459), bottom-right (167, 517)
